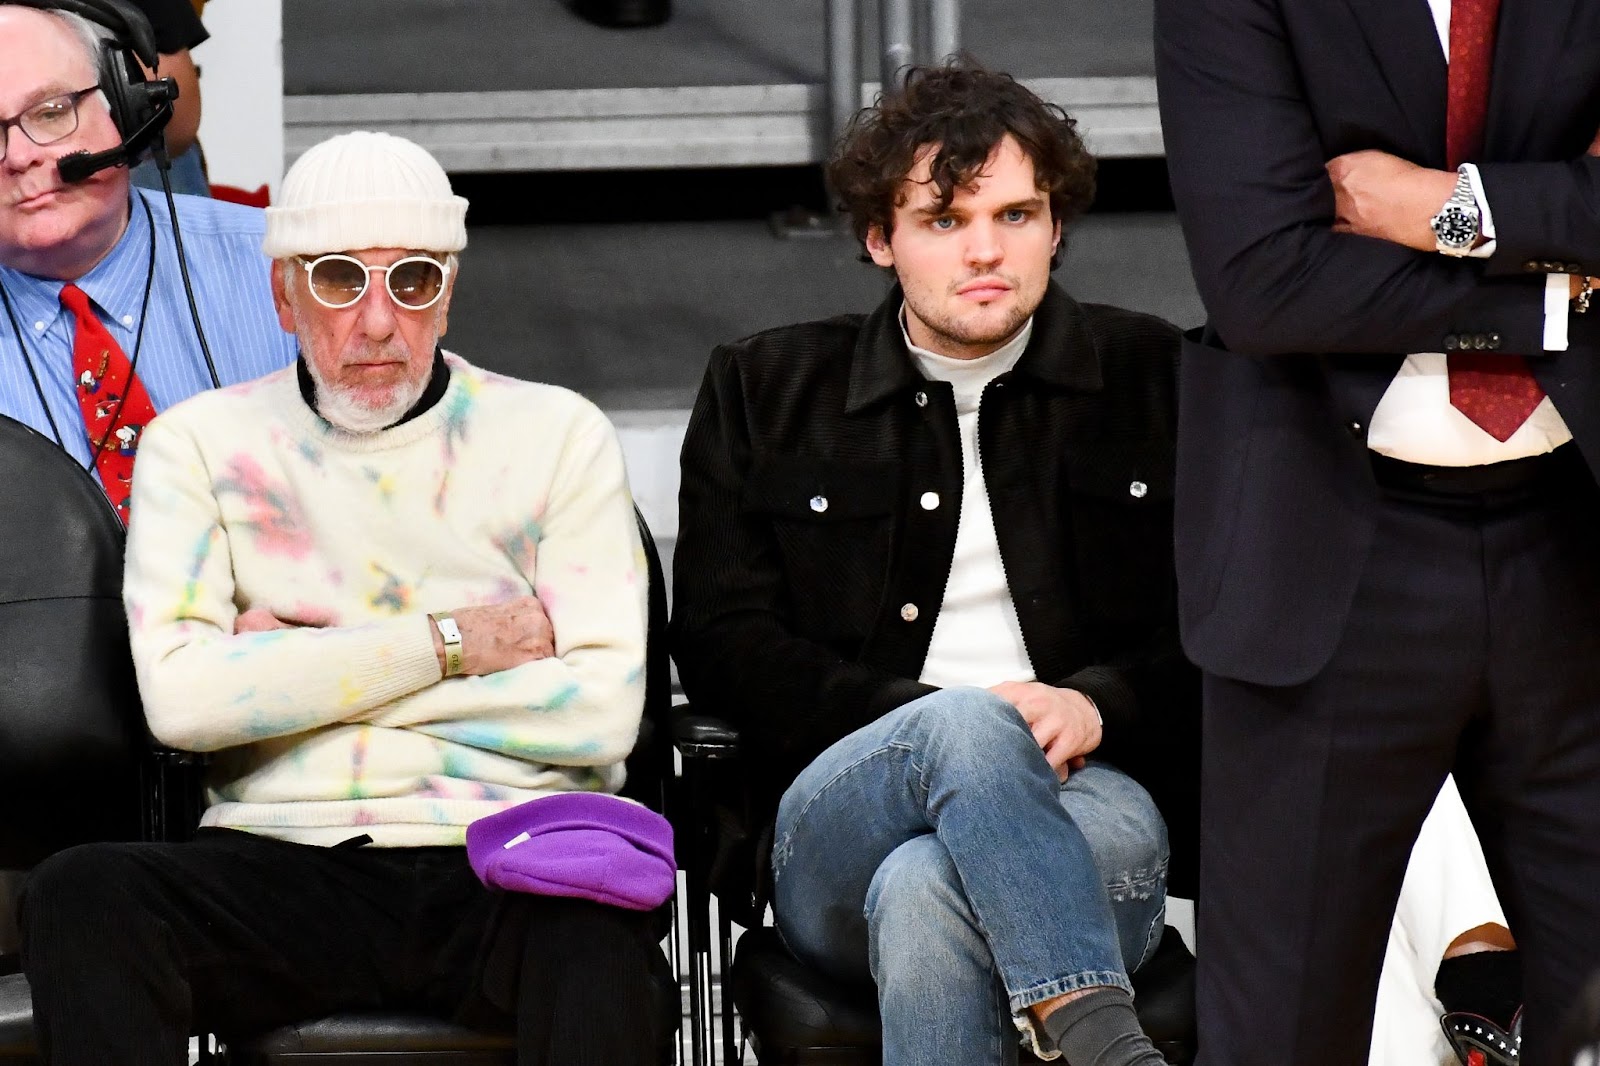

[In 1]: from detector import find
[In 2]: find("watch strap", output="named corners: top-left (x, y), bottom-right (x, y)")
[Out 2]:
top-left (1433, 166), bottom-right (1481, 256)
top-left (431, 612), bottom-right (464, 676)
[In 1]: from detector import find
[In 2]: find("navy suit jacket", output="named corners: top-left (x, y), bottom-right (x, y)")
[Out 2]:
top-left (1155, 0), bottom-right (1600, 686)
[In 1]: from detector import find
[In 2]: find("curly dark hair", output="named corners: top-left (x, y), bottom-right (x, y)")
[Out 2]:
top-left (826, 62), bottom-right (1097, 264)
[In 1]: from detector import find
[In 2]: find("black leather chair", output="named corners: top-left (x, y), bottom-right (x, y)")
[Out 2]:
top-left (0, 413), bottom-right (181, 1064)
top-left (227, 507), bottom-right (683, 1065)
top-left (673, 715), bottom-right (1198, 1065)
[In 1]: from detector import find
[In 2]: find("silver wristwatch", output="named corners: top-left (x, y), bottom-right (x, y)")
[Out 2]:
top-left (1430, 165), bottom-right (1482, 257)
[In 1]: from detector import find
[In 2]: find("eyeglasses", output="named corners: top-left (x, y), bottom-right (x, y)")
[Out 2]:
top-left (298, 253), bottom-right (452, 311)
top-left (0, 86), bottom-right (101, 163)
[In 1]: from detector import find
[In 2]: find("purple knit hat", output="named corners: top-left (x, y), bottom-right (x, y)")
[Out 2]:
top-left (466, 793), bottom-right (676, 912)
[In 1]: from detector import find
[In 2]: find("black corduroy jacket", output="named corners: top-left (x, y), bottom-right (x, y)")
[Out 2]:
top-left (670, 282), bottom-right (1200, 884)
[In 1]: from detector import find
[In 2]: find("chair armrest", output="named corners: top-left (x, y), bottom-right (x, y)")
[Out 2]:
top-left (143, 743), bottom-right (210, 844)
top-left (672, 710), bottom-right (741, 760)
top-left (150, 745), bottom-right (208, 768)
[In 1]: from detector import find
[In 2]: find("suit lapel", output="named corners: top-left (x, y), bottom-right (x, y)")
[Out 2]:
top-left (1486, 0), bottom-right (1580, 161)
top-left (1341, 0), bottom-right (1449, 166)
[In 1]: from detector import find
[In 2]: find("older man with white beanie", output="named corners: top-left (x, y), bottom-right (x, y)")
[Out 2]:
top-left (17, 131), bottom-right (671, 1066)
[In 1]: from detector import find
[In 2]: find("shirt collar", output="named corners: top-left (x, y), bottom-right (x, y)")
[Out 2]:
top-left (0, 189), bottom-right (148, 331)
top-left (844, 280), bottom-right (1103, 413)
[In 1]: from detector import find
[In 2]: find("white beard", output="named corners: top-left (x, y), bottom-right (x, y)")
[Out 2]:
top-left (290, 285), bottom-right (436, 435)
top-left (305, 361), bottom-right (430, 434)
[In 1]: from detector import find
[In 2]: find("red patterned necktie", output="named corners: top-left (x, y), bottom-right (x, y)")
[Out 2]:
top-left (1444, 0), bottom-right (1545, 442)
top-left (61, 283), bottom-right (157, 524)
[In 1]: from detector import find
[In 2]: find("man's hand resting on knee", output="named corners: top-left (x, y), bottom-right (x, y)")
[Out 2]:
top-left (988, 681), bottom-right (1103, 780)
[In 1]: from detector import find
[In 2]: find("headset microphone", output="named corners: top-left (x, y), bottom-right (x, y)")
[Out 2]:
top-left (58, 145), bottom-right (132, 184)
top-left (56, 78), bottom-right (178, 184)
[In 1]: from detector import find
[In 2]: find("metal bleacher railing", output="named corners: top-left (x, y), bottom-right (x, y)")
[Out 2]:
top-left (825, 0), bottom-right (962, 152)
top-left (282, 0), bottom-right (1161, 173)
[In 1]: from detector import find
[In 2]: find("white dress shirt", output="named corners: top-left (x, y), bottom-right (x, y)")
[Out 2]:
top-left (902, 314), bottom-right (1037, 689)
top-left (1365, 0), bottom-right (1573, 466)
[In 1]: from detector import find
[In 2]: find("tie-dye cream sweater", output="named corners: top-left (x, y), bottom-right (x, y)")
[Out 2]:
top-left (123, 353), bottom-right (647, 846)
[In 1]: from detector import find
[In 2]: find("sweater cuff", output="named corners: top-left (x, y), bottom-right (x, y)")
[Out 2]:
top-left (343, 615), bottom-right (445, 707)
top-left (1057, 665), bottom-right (1136, 739)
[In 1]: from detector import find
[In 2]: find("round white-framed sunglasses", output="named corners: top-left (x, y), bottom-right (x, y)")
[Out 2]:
top-left (298, 253), bottom-right (453, 311)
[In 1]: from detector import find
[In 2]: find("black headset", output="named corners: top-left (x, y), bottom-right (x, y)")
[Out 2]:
top-left (9, 0), bottom-right (177, 181)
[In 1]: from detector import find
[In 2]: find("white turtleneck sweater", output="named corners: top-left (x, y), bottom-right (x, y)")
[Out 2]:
top-left (903, 315), bottom-right (1037, 689)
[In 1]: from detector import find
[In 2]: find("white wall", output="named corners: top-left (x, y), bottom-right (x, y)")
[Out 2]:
top-left (193, 0), bottom-right (285, 196)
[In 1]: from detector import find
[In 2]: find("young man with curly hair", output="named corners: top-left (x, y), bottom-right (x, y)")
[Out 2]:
top-left (672, 64), bottom-right (1197, 1065)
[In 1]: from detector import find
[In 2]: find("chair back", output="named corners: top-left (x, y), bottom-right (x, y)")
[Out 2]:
top-left (619, 506), bottom-right (674, 816)
top-left (0, 415), bottom-right (145, 869)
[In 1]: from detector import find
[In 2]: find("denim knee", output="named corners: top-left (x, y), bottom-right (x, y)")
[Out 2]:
top-left (894, 687), bottom-right (1055, 784)
top-left (1061, 764), bottom-right (1170, 969)
top-left (1066, 765), bottom-right (1169, 902)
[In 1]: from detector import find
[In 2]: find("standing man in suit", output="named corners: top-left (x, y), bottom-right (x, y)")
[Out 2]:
top-left (1155, 1), bottom-right (1600, 1064)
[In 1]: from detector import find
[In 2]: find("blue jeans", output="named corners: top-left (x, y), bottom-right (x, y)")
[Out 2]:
top-left (772, 687), bottom-right (1169, 1065)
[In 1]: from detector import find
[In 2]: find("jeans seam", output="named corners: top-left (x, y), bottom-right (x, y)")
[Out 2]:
top-left (1137, 899), bottom-right (1169, 970)
top-left (772, 740), bottom-right (918, 882)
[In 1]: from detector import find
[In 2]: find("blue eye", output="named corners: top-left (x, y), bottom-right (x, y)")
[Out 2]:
top-left (930, 217), bottom-right (956, 230)
top-left (1003, 209), bottom-right (1028, 223)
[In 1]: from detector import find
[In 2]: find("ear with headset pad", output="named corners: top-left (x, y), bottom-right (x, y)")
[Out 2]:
top-left (8, 0), bottom-right (176, 182)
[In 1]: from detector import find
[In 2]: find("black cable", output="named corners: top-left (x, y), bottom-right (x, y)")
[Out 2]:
top-left (0, 281), bottom-right (67, 451)
top-left (154, 142), bottom-right (220, 389)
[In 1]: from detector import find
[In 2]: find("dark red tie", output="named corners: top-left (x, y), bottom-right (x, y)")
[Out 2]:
top-left (1444, 0), bottom-right (1545, 442)
top-left (61, 283), bottom-right (157, 524)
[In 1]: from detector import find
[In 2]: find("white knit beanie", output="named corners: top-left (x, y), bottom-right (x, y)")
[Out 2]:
top-left (262, 131), bottom-right (468, 259)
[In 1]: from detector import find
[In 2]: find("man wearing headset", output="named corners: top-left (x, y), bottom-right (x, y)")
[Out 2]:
top-left (0, 0), bottom-right (293, 522)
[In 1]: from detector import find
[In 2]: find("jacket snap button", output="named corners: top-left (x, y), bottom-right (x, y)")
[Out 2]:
top-left (919, 491), bottom-right (940, 510)
top-left (809, 495), bottom-right (828, 513)
top-left (900, 603), bottom-right (919, 622)
top-left (914, 391), bottom-right (928, 408)
top-left (1129, 481), bottom-right (1148, 499)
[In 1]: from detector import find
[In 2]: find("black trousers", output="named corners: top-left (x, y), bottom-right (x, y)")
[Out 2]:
top-left (1196, 450), bottom-right (1600, 1066)
top-left (17, 828), bottom-right (672, 1066)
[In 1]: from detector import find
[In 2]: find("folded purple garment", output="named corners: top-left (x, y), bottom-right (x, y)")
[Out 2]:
top-left (466, 792), bottom-right (676, 911)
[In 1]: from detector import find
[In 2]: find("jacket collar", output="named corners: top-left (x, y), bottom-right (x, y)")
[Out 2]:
top-left (844, 280), bottom-right (1102, 413)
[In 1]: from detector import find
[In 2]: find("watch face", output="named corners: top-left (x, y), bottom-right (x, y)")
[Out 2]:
top-left (1432, 206), bottom-right (1477, 248)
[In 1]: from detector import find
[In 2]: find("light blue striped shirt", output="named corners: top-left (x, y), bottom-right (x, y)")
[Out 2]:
top-left (0, 188), bottom-right (298, 471)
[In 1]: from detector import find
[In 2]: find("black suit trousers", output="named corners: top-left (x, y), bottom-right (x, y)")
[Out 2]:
top-left (1197, 456), bottom-right (1600, 1066)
